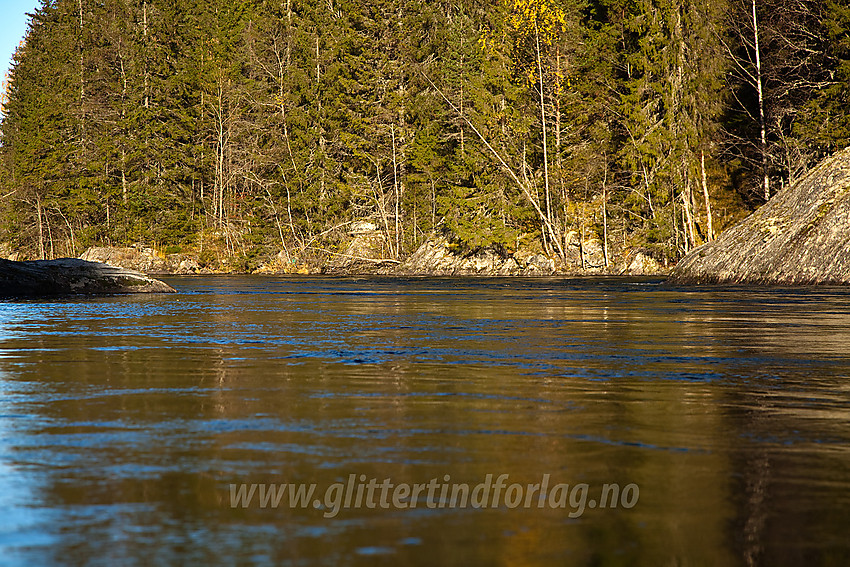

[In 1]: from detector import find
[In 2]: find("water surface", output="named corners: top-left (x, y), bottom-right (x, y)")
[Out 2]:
top-left (1, 276), bottom-right (849, 566)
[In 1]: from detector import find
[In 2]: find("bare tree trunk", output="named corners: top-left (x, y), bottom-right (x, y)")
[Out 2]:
top-left (459, 35), bottom-right (464, 156)
top-left (682, 180), bottom-right (696, 251)
top-left (316, 36), bottom-right (326, 202)
top-left (535, 21), bottom-right (552, 231)
top-left (392, 124), bottom-right (400, 258)
top-left (602, 164), bottom-right (609, 268)
top-left (118, 48), bottom-right (128, 204)
top-left (285, 180), bottom-right (296, 244)
top-left (121, 149), bottom-right (128, 204)
top-left (672, 198), bottom-right (679, 260)
top-left (752, 0), bottom-right (770, 200)
top-left (527, 143), bottom-right (552, 257)
top-left (47, 215), bottom-right (55, 260)
top-left (277, 28), bottom-right (300, 247)
top-left (555, 46), bottom-right (561, 165)
top-left (286, 0), bottom-right (292, 66)
top-left (579, 208), bottom-right (586, 270)
top-left (374, 166), bottom-right (394, 259)
top-left (143, 1), bottom-right (149, 109)
top-left (216, 80), bottom-right (226, 227)
top-left (276, 0), bottom-right (300, 248)
top-left (430, 176), bottom-right (436, 230)
top-left (199, 83), bottom-right (204, 208)
top-left (701, 150), bottom-right (714, 240)
top-left (36, 196), bottom-right (45, 261)
top-left (281, 103), bottom-right (296, 181)
top-left (78, 0), bottom-right (85, 104)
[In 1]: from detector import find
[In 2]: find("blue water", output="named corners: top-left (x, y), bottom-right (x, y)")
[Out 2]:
top-left (1, 276), bottom-right (849, 566)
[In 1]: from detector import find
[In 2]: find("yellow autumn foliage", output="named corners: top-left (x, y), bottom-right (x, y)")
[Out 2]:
top-left (496, 0), bottom-right (570, 87)
top-left (506, 0), bottom-right (567, 45)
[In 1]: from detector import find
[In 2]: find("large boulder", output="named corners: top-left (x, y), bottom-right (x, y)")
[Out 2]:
top-left (625, 250), bottom-right (665, 275)
top-left (397, 236), bottom-right (520, 275)
top-left (80, 246), bottom-right (201, 274)
top-left (668, 147), bottom-right (850, 285)
top-left (0, 258), bottom-right (176, 297)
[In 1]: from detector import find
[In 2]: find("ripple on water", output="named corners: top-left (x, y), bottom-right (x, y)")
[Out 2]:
top-left (1, 276), bottom-right (849, 566)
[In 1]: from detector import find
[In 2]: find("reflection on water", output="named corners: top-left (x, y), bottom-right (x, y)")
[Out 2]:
top-left (1, 276), bottom-right (849, 566)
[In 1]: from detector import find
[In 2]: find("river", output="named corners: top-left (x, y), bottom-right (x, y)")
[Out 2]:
top-left (1, 276), bottom-right (849, 566)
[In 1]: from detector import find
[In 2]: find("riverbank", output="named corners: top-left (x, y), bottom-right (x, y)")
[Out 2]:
top-left (55, 235), bottom-right (668, 278)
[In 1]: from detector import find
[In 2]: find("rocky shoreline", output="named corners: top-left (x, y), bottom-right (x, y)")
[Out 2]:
top-left (1, 218), bottom-right (667, 279)
top-left (7, 145), bottom-right (848, 284)
top-left (326, 234), bottom-right (666, 277)
top-left (60, 236), bottom-right (668, 278)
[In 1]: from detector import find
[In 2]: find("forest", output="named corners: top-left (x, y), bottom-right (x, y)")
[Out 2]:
top-left (0, 0), bottom-right (848, 270)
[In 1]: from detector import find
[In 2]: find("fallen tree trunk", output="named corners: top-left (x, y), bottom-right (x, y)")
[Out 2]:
top-left (668, 147), bottom-right (850, 285)
top-left (0, 258), bottom-right (176, 297)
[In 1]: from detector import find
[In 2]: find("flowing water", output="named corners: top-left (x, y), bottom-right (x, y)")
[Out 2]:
top-left (1, 276), bottom-right (849, 566)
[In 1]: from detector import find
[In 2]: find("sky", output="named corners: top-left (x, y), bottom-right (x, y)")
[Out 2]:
top-left (1, 0), bottom-right (40, 81)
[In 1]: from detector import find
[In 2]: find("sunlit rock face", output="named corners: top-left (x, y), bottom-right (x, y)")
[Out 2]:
top-left (669, 147), bottom-right (850, 285)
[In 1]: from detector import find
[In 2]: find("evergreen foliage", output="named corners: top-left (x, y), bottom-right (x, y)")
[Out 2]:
top-left (1, 0), bottom-right (847, 262)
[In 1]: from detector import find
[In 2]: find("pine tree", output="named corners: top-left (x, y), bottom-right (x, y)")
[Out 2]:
top-left (2, 2), bottom-right (81, 258)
